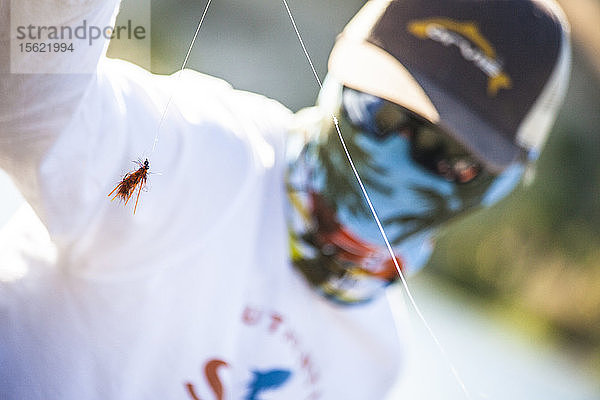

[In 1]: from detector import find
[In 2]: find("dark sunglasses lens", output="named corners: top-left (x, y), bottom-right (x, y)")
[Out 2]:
top-left (342, 88), bottom-right (486, 184)
top-left (411, 127), bottom-right (482, 184)
top-left (373, 103), bottom-right (411, 137)
top-left (342, 88), bottom-right (410, 139)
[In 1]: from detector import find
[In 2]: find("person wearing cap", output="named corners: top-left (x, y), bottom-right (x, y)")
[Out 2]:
top-left (289, 0), bottom-right (571, 304)
top-left (0, 0), bottom-right (570, 399)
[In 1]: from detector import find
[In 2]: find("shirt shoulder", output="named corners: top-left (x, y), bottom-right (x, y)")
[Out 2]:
top-left (100, 59), bottom-right (292, 141)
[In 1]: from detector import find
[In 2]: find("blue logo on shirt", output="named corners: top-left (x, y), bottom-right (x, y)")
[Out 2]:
top-left (245, 369), bottom-right (292, 400)
top-left (185, 360), bottom-right (292, 400)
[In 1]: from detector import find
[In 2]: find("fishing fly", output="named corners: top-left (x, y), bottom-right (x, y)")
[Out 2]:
top-left (108, 158), bottom-right (150, 214)
top-left (108, 0), bottom-right (213, 213)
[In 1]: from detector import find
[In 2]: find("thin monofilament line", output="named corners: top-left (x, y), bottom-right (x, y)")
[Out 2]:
top-left (332, 117), bottom-right (471, 400)
top-left (281, 0), bottom-right (322, 88)
top-left (151, 0), bottom-right (214, 154)
top-left (281, 1), bottom-right (471, 398)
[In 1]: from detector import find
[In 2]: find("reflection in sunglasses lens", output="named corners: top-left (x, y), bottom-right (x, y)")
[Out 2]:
top-left (342, 87), bottom-right (487, 184)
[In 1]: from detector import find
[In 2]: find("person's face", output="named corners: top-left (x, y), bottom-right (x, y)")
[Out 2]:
top-left (286, 79), bottom-right (525, 303)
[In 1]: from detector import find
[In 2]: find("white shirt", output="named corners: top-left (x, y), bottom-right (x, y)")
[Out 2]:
top-left (0, 1), bottom-right (402, 399)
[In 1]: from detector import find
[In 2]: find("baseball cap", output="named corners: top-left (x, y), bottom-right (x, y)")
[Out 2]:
top-left (328, 0), bottom-right (571, 172)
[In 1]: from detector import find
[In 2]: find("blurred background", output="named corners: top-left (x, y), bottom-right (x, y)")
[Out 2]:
top-left (1, 0), bottom-right (599, 398)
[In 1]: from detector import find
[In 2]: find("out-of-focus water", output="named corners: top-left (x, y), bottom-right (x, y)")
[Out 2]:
top-left (386, 275), bottom-right (600, 400)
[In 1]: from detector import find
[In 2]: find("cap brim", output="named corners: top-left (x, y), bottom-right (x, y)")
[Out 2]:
top-left (329, 38), bottom-right (522, 173)
top-left (412, 70), bottom-right (523, 172)
top-left (329, 38), bottom-right (440, 124)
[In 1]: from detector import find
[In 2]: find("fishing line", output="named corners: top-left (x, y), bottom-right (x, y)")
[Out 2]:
top-left (151, 0), bottom-right (214, 154)
top-left (281, 0), bottom-right (471, 398)
top-left (111, 0), bottom-right (213, 214)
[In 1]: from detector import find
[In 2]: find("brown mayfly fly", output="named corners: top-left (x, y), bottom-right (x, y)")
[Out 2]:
top-left (108, 159), bottom-right (150, 214)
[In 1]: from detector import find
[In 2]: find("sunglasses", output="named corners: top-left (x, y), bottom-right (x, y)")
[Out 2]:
top-left (341, 87), bottom-right (492, 184)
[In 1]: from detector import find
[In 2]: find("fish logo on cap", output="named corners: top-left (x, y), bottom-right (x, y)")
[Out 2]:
top-left (408, 18), bottom-right (512, 97)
